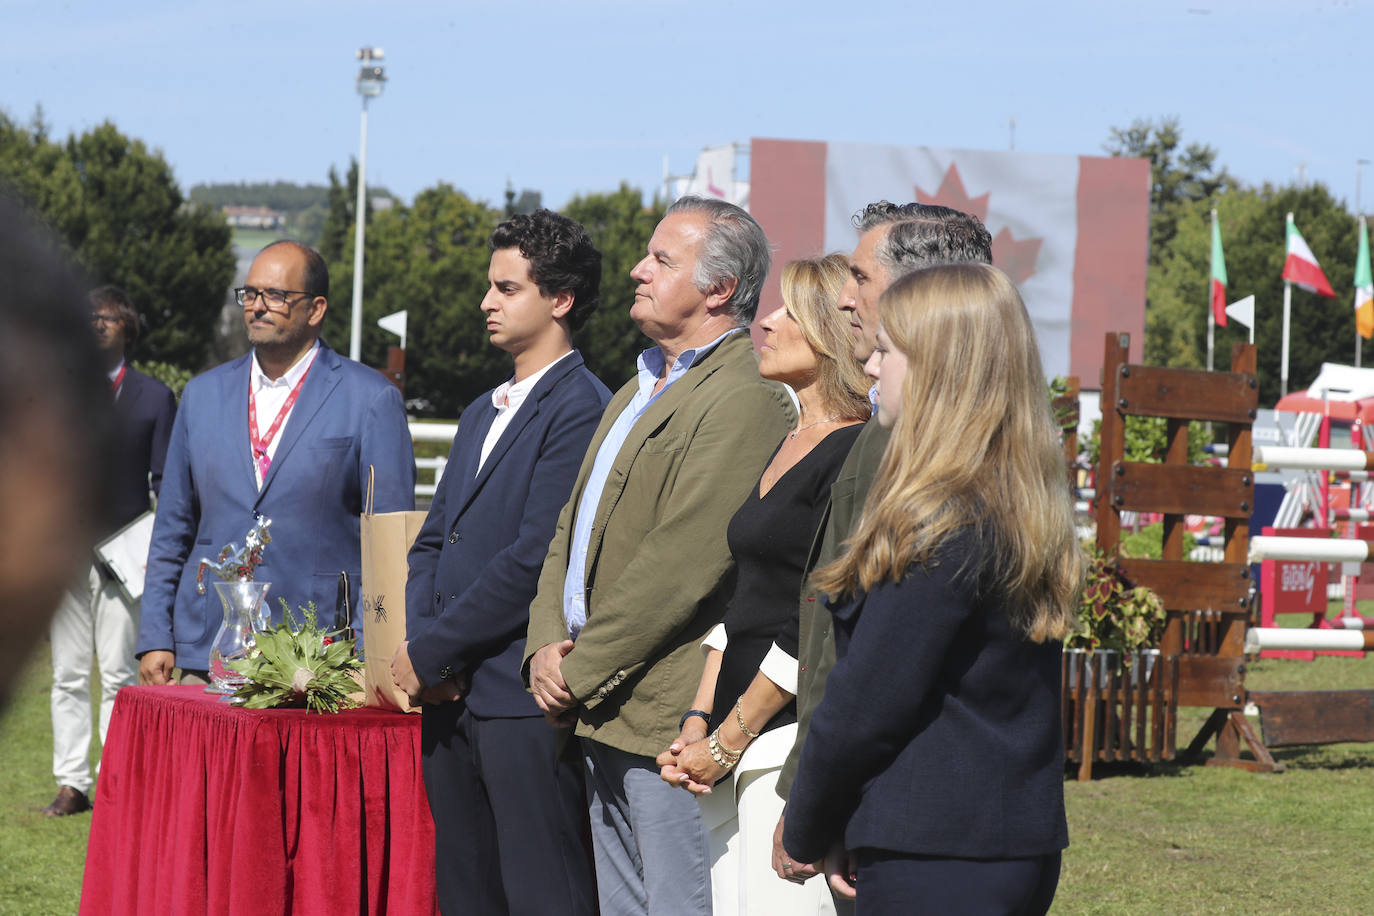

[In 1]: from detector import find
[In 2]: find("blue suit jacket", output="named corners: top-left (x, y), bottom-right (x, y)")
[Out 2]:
top-left (109, 365), bottom-right (177, 533)
top-left (137, 342), bottom-right (416, 668)
top-left (406, 351), bottom-right (610, 718)
top-left (784, 529), bottom-right (1069, 863)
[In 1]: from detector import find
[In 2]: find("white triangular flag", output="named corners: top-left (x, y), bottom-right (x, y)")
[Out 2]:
top-left (1225, 295), bottom-right (1254, 329)
top-left (378, 310), bottom-right (408, 349)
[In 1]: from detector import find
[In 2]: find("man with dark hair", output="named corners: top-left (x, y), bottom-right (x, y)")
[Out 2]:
top-left (0, 195), bottom-right (114, 716)
top-left (137, 240), bottom-right (415, 685)
top-left (392, 209), bottom-right (609, 915)
top-left (771, 201), bottom-right (992, 899)
top-left (524, 196), bottom-right (795, 915)
top-left (44, 285), bottom-right (177, 817)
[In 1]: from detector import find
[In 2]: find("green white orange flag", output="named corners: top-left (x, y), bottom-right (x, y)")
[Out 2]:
top-left (1357, 217), bottom-right (1373, 339)
top-left (1210, 211), bottom-right (1227, 327)
top-left (1282, 213), bottom-right (1336, 298)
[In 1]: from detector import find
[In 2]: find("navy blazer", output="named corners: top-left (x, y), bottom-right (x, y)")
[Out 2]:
top-left (137, 342), bottom-right (416, 668)
top-left (109, 365), bottom-right (177, 533)
top-left (406, 352), bottom-right (610, 718)
top-left (784, 530), bottom-right (1069, 863)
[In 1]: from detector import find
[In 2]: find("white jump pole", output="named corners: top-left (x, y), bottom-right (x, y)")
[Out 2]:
top-left (1337, 617), bottom-right (1374, 630)
top-left (1248, 536), bottom-right (1373, 564)
top-left (1244, 628), bottom-right (1374, 653)
top-left (1332, 508), bottom-right (1373, 522)
top-left (1252, 446), bottom-right (1374, 471)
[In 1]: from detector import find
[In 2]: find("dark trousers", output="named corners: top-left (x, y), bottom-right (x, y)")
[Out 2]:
top-left (421, 702), bottom-right (596, 916)
top-left (854, 849), bottom-right (1061, 915)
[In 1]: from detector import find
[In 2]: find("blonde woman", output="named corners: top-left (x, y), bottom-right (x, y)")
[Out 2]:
top-left (782, 263), bottom-right (1082, 915)
top-left (656, 254), bottom-right (870, 915)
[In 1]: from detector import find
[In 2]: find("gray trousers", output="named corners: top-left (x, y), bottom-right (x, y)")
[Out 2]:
top-left (583, 738), bottom-right (713, 916)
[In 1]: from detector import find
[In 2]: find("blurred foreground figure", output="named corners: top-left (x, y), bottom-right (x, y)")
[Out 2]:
top-left (46, 286), bottom-right (176, 817)
top-left (0, 193), bottom-right (115, 713)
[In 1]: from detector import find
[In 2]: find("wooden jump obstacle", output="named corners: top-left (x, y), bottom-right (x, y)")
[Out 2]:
top-left (1070, 333), bottom-right (1374, 779)
top-left (1071, 333), bottom-right (1265, 779)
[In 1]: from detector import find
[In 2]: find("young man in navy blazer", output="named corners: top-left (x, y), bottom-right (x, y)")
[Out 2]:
top-left (137, 241), bottom-right (415, 684)
top-left (393, 210), bottom-right (610, 916)
top-left (45, 286), bottom-right (176, 817)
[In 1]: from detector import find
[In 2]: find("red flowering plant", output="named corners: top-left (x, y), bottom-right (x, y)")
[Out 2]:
top-left (1066, 549), bottom-right (1166, 654)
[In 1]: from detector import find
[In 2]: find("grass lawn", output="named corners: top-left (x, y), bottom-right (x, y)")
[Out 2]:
top-left (3, 646), bottom-right (1373, 913)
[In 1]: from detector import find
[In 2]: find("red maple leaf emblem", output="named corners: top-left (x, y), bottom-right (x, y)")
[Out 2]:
top-left (915, 163), bottom-right (1043, 285)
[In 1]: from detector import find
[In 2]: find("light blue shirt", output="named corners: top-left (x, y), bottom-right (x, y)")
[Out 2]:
top-left (562, 329), bottom-right (741, 639)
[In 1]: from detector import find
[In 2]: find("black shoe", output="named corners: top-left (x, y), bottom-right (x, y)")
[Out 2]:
top-left (41, 785), bottom-right (91, 817)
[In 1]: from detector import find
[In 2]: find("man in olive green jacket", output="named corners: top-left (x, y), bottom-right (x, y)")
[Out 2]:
top-left (525, 196), bottom-right (794, 916)
top-left (770, 202), bottom-right (993, 901)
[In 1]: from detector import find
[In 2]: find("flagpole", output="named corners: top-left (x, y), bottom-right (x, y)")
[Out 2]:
top-left (1360, 215), bottom-right (1368, 368)
top-left (1282, 279), bottom-right (1292, 397)
top-left (1207, 209), bottom-right (1217, 372)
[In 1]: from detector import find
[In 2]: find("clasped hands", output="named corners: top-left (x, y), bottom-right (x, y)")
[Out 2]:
top-left (529, 639), bottom-right (579, 727)
top-left (654, 718), bottom-right (725, 795)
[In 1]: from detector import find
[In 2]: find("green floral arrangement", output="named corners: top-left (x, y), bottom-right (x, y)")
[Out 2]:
top-left (229, 600), bottom-right (363, 714)
top-left (1066, 548), bottom-right (1166, 654)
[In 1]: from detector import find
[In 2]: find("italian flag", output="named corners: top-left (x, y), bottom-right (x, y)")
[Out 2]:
top-left (1210, 211), bottom-right (1227, 327)
top-left (1357, 217), bottom-right (1373, 339)
top-left (1282, 213), bottom-right (1336, 298)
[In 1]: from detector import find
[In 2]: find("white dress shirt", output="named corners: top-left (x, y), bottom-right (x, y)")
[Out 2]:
top-left (249, 340), bottom-right (320, 488)
top-left (477, 350), bottom-right (575, 474)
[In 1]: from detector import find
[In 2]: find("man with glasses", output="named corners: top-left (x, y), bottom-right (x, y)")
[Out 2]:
top-left (137, 241), bottom-right (415, 685)
top-left (44, 287), bottom-right (176, 817)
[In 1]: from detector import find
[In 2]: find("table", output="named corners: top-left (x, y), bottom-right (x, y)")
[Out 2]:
top-left (80, 685), bottom-right (439, 915)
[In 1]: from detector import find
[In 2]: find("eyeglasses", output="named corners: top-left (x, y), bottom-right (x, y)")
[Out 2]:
top-left (90, 314), bottom-right (120, 327)
top-left (235, 286), bottom-right (313, 312)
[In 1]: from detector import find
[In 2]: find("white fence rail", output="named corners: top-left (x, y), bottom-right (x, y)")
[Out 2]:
top-left (410, 422), bottom-right (458, 500)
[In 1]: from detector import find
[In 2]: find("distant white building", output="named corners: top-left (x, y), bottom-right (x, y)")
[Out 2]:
top-left (222, 205), bottom-right (284, 229)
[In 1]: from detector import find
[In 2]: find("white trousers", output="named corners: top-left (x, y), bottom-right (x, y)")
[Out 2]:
top-left (50, 563), bottom-right (139, 793)
top-left (702, 762), bottom-right (840, 916)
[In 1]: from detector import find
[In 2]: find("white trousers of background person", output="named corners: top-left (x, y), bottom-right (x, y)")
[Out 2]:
top-left (50, 563), bottom-right (139, 793)
top-left (698, 722), bottom-right (840, 916)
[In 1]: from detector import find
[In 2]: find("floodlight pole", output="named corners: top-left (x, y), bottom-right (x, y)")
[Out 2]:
top-left (349, 47), bottom-right (386, 364)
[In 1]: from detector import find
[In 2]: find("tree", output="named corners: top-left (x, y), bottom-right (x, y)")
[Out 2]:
top-left (1142, 179), bottom-right (1357, 404)
top-left (562, 184), bottom-right (665, 388)
top-left (1105, 116), bottom-right (1233, 259)
top-left (0, 112), bottom-right (235, 371)
top-left (327, 183), bottom-right (501, 416)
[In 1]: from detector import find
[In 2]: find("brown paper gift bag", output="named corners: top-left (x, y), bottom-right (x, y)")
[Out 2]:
top-left (360, 466), bottom-right (429, 712)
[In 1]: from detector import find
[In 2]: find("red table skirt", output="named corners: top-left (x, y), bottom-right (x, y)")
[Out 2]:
top-left (80, 685), bottom-right (439, 915)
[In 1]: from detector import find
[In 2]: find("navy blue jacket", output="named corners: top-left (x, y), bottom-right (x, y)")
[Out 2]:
top-left (406, 351), bottom-right (610, 718)
top-left (784, 531), bottom-right (1069, 863)
top-left (137, 342), bottom-right (416, 667)
top-left (109, 364), bottom-right (177, 533)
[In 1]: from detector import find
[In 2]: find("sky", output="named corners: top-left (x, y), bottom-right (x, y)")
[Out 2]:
top-left (6, 0), bottom-right (1371, 212)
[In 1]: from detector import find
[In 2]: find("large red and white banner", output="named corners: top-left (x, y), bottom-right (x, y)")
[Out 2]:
top-left (749, 138), bottom-right (1151, 383)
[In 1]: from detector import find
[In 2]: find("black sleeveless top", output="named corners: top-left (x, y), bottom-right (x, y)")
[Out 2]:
top-left (708, 424), bottom-right (863, 734)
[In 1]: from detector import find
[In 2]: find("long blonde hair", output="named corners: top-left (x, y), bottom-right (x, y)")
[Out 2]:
top-left (779, 255), bottom-right (871, 422)
top-left (811, 263), bottom-right (1082, 642)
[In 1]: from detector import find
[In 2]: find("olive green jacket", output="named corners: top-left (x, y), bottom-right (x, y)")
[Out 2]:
top-left (777, 418), bottom-right (891, 798)
top-left (524, 331), bottom-right (795, 758)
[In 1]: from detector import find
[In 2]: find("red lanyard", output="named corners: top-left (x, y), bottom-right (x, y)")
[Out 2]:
top-left (248, 364), bottom-right (312, 482)
top-left (111, 363), bottom-right (126, 396)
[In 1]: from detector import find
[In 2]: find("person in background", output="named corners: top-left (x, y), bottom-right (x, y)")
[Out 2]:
top-left (394, 210), bottom-right (608, 915)
top-left (655, 254), bottom-right (869, 915)
top-left (45, 286), bottom-right (176, 817)
top-left (783, 264), bottom-right (1082, 914)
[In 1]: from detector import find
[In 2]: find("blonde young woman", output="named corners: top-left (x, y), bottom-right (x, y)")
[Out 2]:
top-left (656, 254), bottom-right (870, 915)
top-left (782, 263), bottom-right (1083, 915)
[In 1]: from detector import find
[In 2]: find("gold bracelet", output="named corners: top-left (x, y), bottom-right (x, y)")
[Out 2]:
top-left (734, 698), bottom-right (762, 739)
top-left (708, 729), bottom-right (742, 769)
